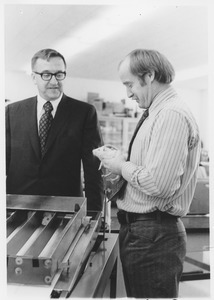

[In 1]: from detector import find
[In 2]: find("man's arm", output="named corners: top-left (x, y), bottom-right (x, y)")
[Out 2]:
top-left (103, 110), bottom-right (190, 198)
top-left (81, 105), bottom-right (104, 211)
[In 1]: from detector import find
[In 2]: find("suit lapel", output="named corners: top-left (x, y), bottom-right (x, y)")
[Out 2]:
top-left (44, 94), bottom-right (71, 156)
top-left (24, 97), bottom-right (41, 159)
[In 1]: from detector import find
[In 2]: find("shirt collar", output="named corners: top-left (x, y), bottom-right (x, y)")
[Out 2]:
top-left (37, 93), bottom-right (63, 116)
top-left (149, 86), bottom-right (177, 112)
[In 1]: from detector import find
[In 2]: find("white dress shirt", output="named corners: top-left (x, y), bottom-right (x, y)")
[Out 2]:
top-left (37, 94), bottom-right (62, 129)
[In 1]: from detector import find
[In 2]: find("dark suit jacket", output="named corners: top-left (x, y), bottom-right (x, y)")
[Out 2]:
top-left (6, 94), bottom-right (104, 211)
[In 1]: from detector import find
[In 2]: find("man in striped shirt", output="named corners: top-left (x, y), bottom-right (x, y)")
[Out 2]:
top-left (102, 49), bottom-right (201, 298)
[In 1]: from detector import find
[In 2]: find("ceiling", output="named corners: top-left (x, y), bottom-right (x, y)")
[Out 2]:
top-left (4, 4), bottom-right (209, 89)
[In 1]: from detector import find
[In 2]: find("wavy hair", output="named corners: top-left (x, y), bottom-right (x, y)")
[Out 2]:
top-left (119, 49), bottom-right (175, 84)
top-left (31, 49), bottom-right (66, 70)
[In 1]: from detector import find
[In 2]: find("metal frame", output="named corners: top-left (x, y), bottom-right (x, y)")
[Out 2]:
top-left (7, 195), bottom-right (120, 298)
top-left (181, 255), bottom-right (210, 281)
top-left (7, 195), bottom-right (88, 286)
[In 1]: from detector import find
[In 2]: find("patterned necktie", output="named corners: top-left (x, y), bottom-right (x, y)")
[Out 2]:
top-left (106, 109), bottom-right (149, 201)
top-left (39, 101), bottom-right (53, 156)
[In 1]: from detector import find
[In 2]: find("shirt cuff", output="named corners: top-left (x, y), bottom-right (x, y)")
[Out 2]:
top-left (121, 161), bottom-right (137, 182)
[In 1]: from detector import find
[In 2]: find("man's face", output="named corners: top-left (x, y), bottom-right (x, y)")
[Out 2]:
top-left (31, 57), bottom-right (66, 101)
top-left (119, 58), bottom-right (153, 109)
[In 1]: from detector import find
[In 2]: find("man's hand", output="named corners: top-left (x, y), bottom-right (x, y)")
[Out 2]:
top-left (102, 151), bottom-right (126, 175)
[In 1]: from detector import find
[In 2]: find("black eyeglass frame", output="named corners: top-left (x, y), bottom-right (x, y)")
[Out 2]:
top-left (33, 71), bottom-right (66, 81)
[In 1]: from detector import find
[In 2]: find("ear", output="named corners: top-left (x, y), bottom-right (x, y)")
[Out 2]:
top-left (145, 71), bottom-right (155, 84)
top-left (31, 72), bottom-right (37, 85)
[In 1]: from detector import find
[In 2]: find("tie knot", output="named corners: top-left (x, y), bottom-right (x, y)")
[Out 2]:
top-left (43, 101), bottom-right (53, 113)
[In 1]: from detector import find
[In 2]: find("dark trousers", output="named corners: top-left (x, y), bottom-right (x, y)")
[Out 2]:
top-left (118, 211), bottom-right (187, 298)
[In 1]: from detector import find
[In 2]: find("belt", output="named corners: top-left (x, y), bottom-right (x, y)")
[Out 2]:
top-left (117, 210), bottom-right (179, 225)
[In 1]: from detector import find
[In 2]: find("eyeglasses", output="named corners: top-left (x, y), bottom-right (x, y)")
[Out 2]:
top-left (33, 71), bottom-right (66, 81)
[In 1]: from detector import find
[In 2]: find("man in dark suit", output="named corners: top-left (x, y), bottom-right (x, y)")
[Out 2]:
top-left (6, 48), bottom-right (104, 212)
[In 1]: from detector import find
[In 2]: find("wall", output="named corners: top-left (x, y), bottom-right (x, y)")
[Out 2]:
top-left (176, 88), bottom-right (209, 150)
top-left (5, 72), bottom-right (209, 150)
top-left (66, 78), bottom-right (209, 151)
top-left (5, 71), bottom-right (37, 101)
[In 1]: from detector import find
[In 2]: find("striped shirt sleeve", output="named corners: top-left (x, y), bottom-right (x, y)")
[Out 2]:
top-left (122, 110), bottom-right (190, 197)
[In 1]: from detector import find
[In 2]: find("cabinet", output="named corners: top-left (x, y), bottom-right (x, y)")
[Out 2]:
top-left (98, 116), bottom-right (139, 152)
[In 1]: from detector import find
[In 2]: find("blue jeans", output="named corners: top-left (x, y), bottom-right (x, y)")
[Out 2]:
top-left (119, 215), bottom-right (187, 298)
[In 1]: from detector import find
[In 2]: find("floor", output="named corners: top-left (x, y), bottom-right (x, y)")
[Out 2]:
top-left (179, 279), bottom-right (210, 298)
